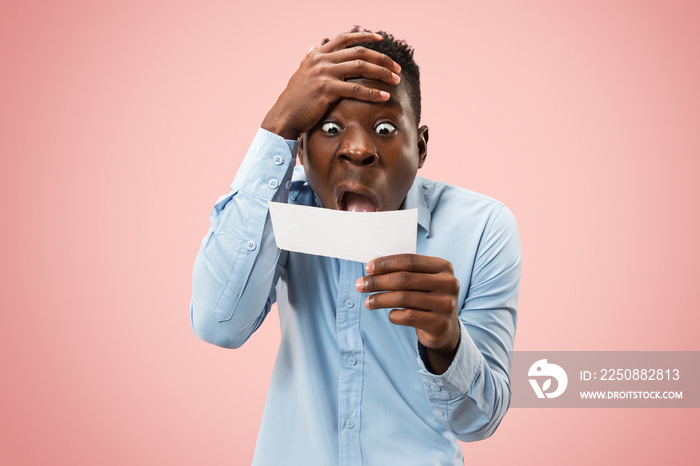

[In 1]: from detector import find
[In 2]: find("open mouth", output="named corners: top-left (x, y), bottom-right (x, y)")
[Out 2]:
top-left (339, 191), bottom-right (378, 212)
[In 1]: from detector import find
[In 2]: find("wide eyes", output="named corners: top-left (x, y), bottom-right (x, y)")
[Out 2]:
top-left (320, 122), bottom-right (341, 134)
top-left (319, 121), bottom-right (397, 136)
top-left (374, 122), bottom-right (397, 135)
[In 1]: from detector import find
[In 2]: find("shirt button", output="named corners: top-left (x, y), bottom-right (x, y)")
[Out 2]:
top-left (273, 155), bottom-right (284, 165)
top-left (268, 179), bottom-right (279, 189)
top-left (348, 357), bottom-right (357, 366)
top-left (432, 385), bottom-right (442, 392)
top-left (345, 420), bottom-right (355, 429)
top-left (284, 180), bottom-right (292, 190)
top-left (246, 240), bottom-right (257, 251)
top-left (345, 299), bottom-right (354, 308)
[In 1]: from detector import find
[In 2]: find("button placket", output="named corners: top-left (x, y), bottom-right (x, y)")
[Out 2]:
top-left (336, 260), bottom-right (365, 463)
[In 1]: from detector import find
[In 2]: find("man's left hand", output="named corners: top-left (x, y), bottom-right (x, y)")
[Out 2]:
top-left (356, 254), bottom-right (461, 374)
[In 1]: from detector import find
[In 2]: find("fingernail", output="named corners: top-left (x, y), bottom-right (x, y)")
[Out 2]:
top-left (365, 262), bottom-right (374, 273)
top-left (394, 62), bottom-right (401, 73)
top-left (392, 72), bottom-right (400, 83)
top-left (355, 278), bottom-right (363, 292)
top-left (364, 296), bottom-right (372, 308)
top-left (378, 91), bottom-right (390, 100)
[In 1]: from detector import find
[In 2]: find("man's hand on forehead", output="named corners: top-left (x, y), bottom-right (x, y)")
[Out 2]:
top-left (261, 31), bottom-right (402, 140)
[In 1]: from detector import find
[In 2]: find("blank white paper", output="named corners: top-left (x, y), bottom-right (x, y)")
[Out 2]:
top-left (268, 201), bottom-right (417, 263)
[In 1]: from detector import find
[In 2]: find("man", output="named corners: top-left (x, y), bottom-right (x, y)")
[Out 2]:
top-left (191, 27), bottom-right (522, 465)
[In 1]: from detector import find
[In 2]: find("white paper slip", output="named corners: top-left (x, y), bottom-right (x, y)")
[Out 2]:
top-left (268, 201), bottom-right (417, 263)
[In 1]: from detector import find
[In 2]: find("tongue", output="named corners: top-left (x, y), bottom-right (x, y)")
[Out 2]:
top-left (344, 192), bottom-right (377, 212)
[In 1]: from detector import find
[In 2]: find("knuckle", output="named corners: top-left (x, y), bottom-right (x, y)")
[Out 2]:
top-left (337, 32), bottom-right (349, 43)
top-left (355, 58), bottom-right (364, 70)
top-left (309, 62), bottom-right (323, 77)
top-left (318, 77), bottom-right (331, 94)
top-left (396, 290), bottom-right (410, 305)
top-left (351, 83), bottom-right (361, 96)
top-left (404, 309), bottom-right (417, 324)
top-left (379, 258), bottom-right (389, 270)
top-left (450, 296), bottom-right (459, 310)
top-left (448, 276), bottom-right (460, 294)
top-left (309, 52), bottom-right (322, 66)
top-left (398, 271), bottom-right (411, 287)
top-left (442, 295), bottom-right (458, 311)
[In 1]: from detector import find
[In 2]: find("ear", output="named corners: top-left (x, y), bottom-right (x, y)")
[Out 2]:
top-left (417, 125), bottom-right (429, 168)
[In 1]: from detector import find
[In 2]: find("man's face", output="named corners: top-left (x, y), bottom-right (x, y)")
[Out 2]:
top-left (299, 78), bottom-right (428, 212)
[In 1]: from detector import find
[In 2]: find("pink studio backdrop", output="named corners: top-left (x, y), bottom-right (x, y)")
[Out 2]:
top-left (2, 1), bottom-right (699, 464)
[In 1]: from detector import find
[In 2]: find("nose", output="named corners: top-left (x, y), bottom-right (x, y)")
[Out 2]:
top-left (337, 127), bottom-right (379, 167)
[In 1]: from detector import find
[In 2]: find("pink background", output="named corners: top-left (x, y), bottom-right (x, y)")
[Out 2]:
top-left (2, 1), bottom-right (699, 464)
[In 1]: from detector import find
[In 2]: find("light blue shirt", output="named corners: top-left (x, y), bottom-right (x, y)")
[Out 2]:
top-left (191, 128), bottom-right (522, 465)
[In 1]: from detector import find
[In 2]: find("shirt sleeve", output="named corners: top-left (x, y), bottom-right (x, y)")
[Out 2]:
top-left (190, 128), bottom-right (298, 348)
top-left (417, 204), bottom-right (521, 441)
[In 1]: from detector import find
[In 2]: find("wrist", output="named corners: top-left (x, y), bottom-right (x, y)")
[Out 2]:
top-left (421, 326), bottom-right (461, 375)
top-left (261, 108), bottom-right (301, 141)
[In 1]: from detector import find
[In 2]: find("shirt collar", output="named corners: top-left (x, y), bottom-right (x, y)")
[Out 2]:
top-left (403, 177), bottom-right (431, 236)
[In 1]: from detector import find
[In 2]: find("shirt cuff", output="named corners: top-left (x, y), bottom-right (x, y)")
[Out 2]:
top-left (230, 127), bottom-right (299, 200)
top-left (417, 320), bottom-right (483, 400)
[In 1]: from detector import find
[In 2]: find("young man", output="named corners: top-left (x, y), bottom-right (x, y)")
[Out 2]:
top-left (191, 28), bottom-right (522, 465)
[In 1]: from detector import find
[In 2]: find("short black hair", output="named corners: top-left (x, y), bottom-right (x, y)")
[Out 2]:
top-left (323, 26), bottom-right (422, 124)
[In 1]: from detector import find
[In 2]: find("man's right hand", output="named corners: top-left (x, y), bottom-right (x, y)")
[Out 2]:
top-left (261, 31), bottom-right (402, 140)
